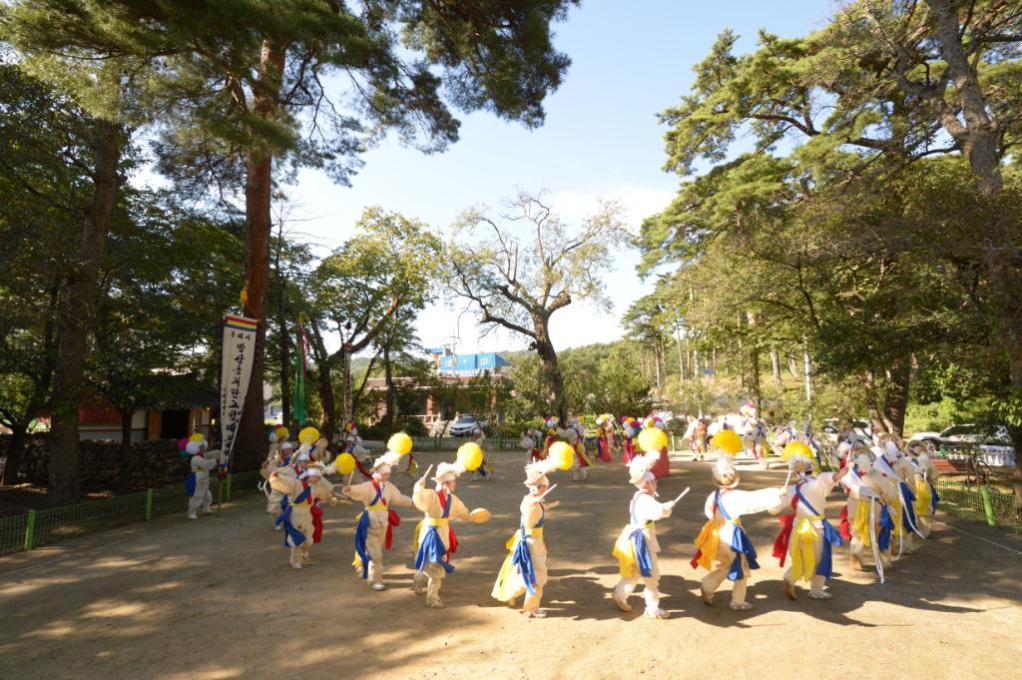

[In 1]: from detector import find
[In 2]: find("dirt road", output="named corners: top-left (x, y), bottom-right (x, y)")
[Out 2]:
top-left (1, 453), bottom-right (1019, 679)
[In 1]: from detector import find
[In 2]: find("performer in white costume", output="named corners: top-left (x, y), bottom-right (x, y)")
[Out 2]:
top-left (411, 453), bottom-right (490, 608)
top-left (492, 450), bottom-right (569, 617)
top-left (772, 443), bottom-right (848, 600)
top-left (343, 450), bottom-right (414, 590)
top-left (691, 452), bottom-right (785, 609)
top-left (611, 450), bottom-right (677, 619)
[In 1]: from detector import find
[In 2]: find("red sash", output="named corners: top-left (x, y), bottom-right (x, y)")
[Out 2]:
top-left (772, 495), bottom-right (799, 566)
top-left (438, 490), bottom-right (459, 554)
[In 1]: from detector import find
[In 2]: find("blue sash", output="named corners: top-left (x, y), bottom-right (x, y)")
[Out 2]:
top-left (930, 482), bottom-right (940, 513)
top-left (354, 484), bottom-right (384, 579)
top-left (878, 504), bottom-right (894, 551)
top-left (628, 496), bottom-right (654, 578)
top-left (716, 490), bottom-right (759, 581)
top-left (795, 485), bottom-right (843, 579)
top-left (899, 482), bottom-right (921, 536)
top-left (275, 484), bottom-right (312, 548)
top-left (185, 471), bottom-right (197, 497)
top-left (415, 491), bottom-right (455, 574)
top-left (511, 508), bottom-right (544, 594)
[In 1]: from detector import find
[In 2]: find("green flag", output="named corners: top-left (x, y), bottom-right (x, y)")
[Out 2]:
top-left (292, 325), bottom-right (308, 427)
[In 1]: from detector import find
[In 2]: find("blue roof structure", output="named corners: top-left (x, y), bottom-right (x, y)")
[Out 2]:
top-left (437, 352), bottom-right (510, 376)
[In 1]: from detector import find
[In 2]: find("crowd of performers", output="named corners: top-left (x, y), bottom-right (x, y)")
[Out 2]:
top-left (231, 413), bottom-right (940, 618)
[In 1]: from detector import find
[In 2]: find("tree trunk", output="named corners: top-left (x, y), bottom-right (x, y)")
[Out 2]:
top-left (862, 371), bottom-right (888, 437)
top-left (383, 344), bottom-right (396, 431)
top-left (48, 119), bottom-right (125, 503)
top-left (925, 0), bottom-right (1004, 196)
top-left (341, 346), bottom-right (353, 426)
top-left (116, 405), bottom-right (133, 493)
top-left (653, 341), bottom-right (663, 390)
top-left (745, 311), bottom-right (761, 411)
top-left (881, 359), bottom-right (911, 438)
top-left (274, 225), bottom-right (291, 427)
top-left (770, 348), bottom-right (783, 390)
top-left (802, 341), bottom-right (812, 402)
top-left (2, 422), bottom-right (28, 486)
top-left (307, 324), bottom-right (335, 438)
top-left (233, 40), bottom-right (286, 472)
top-left (788, 353), bottom-right (800, 380)
top-left (534, 316), bottom-right (566, 423)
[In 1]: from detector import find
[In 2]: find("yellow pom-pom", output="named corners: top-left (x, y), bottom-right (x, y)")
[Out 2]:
top-left (299, 426), bottom-right (320, 445)
top-left (457, 442), bottom-right (484, 471)
top-left (275, 426), bottom-right (289, 440)
top-left (637, 427), bottom-right (668, 452)
top-left (335, 453), bottom-right (356, 475)
top-left (782, 441), bottom-right (816, 461)
top-left (549, 441), bottom-right (575, 471)
top-left (189, 433), bottom-right (205, 443)
top-left (710, 430), bottom-right (743, 455)
top-left (387, 432), bottom-right (413, 455)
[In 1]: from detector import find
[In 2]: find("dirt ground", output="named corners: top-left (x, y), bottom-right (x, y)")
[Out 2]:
top-left (1, 452), bottom-right (1020, 680)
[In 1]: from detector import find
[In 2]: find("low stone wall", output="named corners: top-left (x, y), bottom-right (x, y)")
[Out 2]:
top-left (0, 435), bottom-right (188, 491)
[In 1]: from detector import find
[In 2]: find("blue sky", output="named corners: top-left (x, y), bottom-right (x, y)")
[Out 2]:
top-left (283, 0), bottom-right (833, 356)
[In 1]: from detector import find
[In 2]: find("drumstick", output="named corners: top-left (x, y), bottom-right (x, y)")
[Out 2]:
top-left (537, 483), bottom-right (557, 501)
top-left (672, 487), bottom-right (691, 504)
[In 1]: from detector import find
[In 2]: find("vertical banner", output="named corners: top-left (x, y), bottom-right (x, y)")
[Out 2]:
top-left (292, 323), bottom-right (309, 428)
top-left (221, 314), bottom-right (259, 464)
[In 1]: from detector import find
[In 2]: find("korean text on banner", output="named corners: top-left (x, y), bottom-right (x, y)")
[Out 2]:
top-left (221, 315), bottom-right (258, 463)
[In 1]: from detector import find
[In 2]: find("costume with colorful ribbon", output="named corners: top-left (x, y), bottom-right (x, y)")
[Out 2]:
top-left (493, 508), bottom-right (545, 600)
top-left (773, 482), bottom-right (842, 582)
top-left (274, 483), bottom-right (312, 548)
top-left (353, 482), bottom-right (387, 579)
top-left (612, 495), bottom-right (655, 578)
top-left (414, 490), bottom-right (458, 574)
top-left (691, 490), bottom-right (759, 581)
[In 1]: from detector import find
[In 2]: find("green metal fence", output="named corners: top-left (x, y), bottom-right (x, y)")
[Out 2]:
top-left (936, 479), bottom-right (1022, 534)
top-left (0, 471), bottom-right (268, 556)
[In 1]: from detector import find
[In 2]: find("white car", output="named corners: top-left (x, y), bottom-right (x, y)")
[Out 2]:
top-left (909, 424), bottom-right (1016, 467)
top-left (449, 415), bottom-right (487, 437)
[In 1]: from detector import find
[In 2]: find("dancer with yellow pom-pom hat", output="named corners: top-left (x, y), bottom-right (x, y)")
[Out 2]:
top-left (268, 460), bottom-right (344, 570)
top-left (491, 441), bottom-right (574, 617)
top-left (411, 442), bottom-right (491, 608)
top-left (611, 427), bottom-right (688, 619)
top-left (690, 431), bottom-right (786, 610)
top-left (643, 416), bottom-right (671, 478)
top-left (341, 433), bottom-right (415, 591)
top-left (771, 441), bottom-right (848, 600)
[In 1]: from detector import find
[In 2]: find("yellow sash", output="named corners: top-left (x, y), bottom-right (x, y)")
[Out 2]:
top-left (852, 501), bottom-right (872, 547)
top-left (914, 478), bottom-right (932, 518)
top-left (692, 517), bottom-right (724, 571)
top-left (789, 517), bottom-right (820, 584)
top-left (612, 531), bottom-right (646, 579)
top-left (366, 503), bottom-right (386, 512)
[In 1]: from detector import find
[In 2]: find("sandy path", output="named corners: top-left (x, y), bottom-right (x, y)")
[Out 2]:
top-left (1, 453), bottom-right (1020, 680)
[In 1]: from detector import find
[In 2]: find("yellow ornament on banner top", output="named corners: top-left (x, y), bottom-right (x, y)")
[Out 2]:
top-left (387, 432), bottom-right (414, 455)
top-left (298, 427), bottom-right (320, 445)
top-left (457, 442), bottom-right (484, 471)
top-left (710, 430), bottom-right (743, 455)
top-left (334, 453), bottom-right (356, 475)
top-left (548, 441), bottom-right (575, 471)
top-left (188, 433), bottom-right (205, 443)
top-left (637, 427), bottom-right (668, 453)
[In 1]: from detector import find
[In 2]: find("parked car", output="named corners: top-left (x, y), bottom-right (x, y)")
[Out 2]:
top-left (820, 418), bottom-right (873, 445)
top-left (908, 424), bottom-right (1015, 466)
top-left (449, 415), bottom-right (487, 437)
